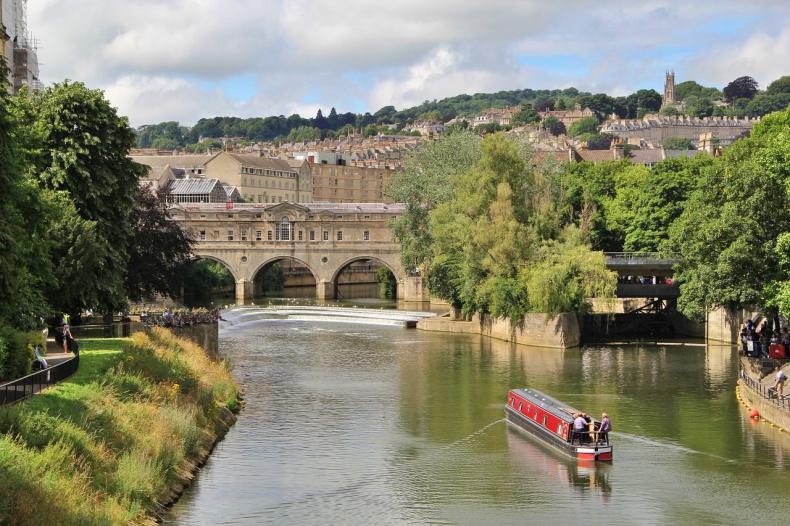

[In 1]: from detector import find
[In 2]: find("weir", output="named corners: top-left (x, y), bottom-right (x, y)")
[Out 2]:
top-left (222, 305), bottom-right (437, 329)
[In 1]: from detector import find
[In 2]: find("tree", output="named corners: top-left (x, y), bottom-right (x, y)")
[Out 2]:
top-left (666, 106), bottom-right (790, 320)
top-left (542, 116), bottom-right (566, 136)
top-left (125, 186), bottom-right (194, 301)
top-left (723, 76), bottom-right (759, 103)
top-left (607, 156), bottom-right (709, 252)
top-left (427, 134), bottom-right (615, 320)
top-left (385, 130), bottom-right (482, 272)
top-left (684, 95), bottom-right (714, 118)
top-left (767, 75), bottom-right (790, 95)
top-left (663, 137), bottom-right (694, 150)
top-left (18, 81), bottom-right (144, 314)
top-left (585, 133), bottom-right (614, 150)
top-left (313, 109), bottom-right (327, 129)
top-left (287, 126), bottom-right (321, 142)
top-left (745, 92), bottom-right (790, 117)
top-left (675, 81), bottom-right (721, 101)
top-left (635, 89), bottom-right (662, 113)
top-left (567, 116), bottom-right (599, 137)
top-left (534, 98), bottom-right (555, 112)
top-left (555, 98), bottom-right (568, 110)
top-left (511, 103), bottom-right (540, 126)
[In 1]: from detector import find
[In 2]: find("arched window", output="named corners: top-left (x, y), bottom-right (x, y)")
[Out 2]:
top-left (277, 217), bottom-right (291, 241)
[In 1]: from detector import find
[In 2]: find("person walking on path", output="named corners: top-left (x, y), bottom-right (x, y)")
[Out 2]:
top-left (774, 367), bottom-right (787, 399)
top-left (62, 322), bottom-right (74, 354)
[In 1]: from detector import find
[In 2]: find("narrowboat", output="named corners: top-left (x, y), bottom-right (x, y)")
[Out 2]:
top-left (506, 388), bottom-right (613, 462)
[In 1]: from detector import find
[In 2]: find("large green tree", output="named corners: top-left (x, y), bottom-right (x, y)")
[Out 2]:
top-left (16, 81), bottom-right (145, 314)
top-left (385, 130), bottom-right (482, 273)
top-left (666, 106), bottom-right (790, 320)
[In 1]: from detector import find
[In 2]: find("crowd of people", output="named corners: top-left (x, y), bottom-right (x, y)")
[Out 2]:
top-left (739, 319), bottom-right (789, 358)
top-left (140, 308), bottom-right (223, 328)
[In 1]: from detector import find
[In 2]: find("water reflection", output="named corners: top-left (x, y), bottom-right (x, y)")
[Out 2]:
top-left (168, 315), bottom-right (790, 525)
top-left (506, 427), bottom-right (613, 502)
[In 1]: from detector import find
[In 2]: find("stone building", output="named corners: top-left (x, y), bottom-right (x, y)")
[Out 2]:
top-left (310, 164), bottom-right (394, 203)
top-left (662, 70), bottom-right (677, 108)
top-left (132, 153), bottom-right (214, 189)
top-left (538, 103), bottom-right (596, 127)
top-left (599, 115), bottom-right (756, 149)
top-left (204, 151), bottom-right (312, 204)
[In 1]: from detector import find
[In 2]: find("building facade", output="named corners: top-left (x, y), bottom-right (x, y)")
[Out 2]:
top-left (204, 151), bottom-right (312, 204)
top-left (310, 163), bottom-right (394, 203)
top-left (538, 103), bottom-right (596, 127)
top-left (0, 0), bottom-right (40, 93)
top-left (600, 115), bottom-right (756, 148)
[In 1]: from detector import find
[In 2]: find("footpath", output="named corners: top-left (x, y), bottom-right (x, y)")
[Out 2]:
top-left (737, 356), bottom-right (790, 432)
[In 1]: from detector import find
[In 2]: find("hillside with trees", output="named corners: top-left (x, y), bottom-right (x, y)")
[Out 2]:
top-left (135, 73), bottom-right (790, 150)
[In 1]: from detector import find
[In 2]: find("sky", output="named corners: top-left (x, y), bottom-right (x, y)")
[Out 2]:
top-left (29, 0), bottom-right (790, 127)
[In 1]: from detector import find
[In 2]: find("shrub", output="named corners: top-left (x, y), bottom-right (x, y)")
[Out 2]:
top-left (0, 325), bottom-right (34, 380)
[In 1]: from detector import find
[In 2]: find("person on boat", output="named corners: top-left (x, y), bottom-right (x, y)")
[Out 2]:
top-left (598, 413), bottom-right (612, 444)
top-left (573, 413), bottom-right (588, 444)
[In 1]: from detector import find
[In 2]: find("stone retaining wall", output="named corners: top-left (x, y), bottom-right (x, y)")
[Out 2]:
top-left (417, 312), bottom-right (580, 349)
top-left (738, 356), bottom-right (790, 432)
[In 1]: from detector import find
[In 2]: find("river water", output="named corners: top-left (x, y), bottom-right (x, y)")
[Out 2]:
top-left (168, 310), bottom-right (790, 525)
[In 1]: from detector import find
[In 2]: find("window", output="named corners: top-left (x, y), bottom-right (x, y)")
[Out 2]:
top-left (363, 230), bottom-right (369, 241)
top-left (267, 231), bottom-right (273, 241)
top-left (542, 416), bottom-right (547, 427)
top-left (519, 402), bottom-right (523, 412)
top-left (255, 231), bottom-right (262, 241)
top-left (363, 215), bottom-right (370, 220)
top-left (227, 229), bottom-right (234, 241)
top-left (298, 230), bottom-right (303, 241)
top-left (323, 230), bottom-right (329, 241)
top-left (199, 230), bottom-right (206, 241)
top-left (309, 230), bottom-right (315, 241)
top-left (241, 230), bottom-right (247, 241)
top-left (337, 231), bottom-right (343, 241)
top-left (277, 217), bottom-right (291, 241)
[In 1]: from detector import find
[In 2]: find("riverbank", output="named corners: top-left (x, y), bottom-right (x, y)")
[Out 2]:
top-left (417, 311), bottom-right (580, 348)
top-left (737, 356), bottom-right (790, 432)
top-left (0, 328), bottom-right (240, 525)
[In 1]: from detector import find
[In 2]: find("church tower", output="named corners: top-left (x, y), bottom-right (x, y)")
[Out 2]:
top-left (662, 70), bottom-right (676, 107)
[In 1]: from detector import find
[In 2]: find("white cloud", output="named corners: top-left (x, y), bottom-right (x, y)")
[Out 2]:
top-left (686, 28), bottom-right (790, 88)
top-left (26, 0), bottom-right (790, 125)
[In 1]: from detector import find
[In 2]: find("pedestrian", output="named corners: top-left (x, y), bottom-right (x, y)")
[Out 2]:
top-left (62, 322), bottom-right (74, 354)
top-left (774, 367), bottom-right (787, 399)
top-left (599, 413), bottom-right (612, 444)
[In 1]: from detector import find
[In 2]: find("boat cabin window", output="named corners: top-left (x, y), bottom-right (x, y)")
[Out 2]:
top-left (519, 402), bottom-right (523, 412)
top-left (557, 424), bottom-right (563, 435)
top-left (542, 416), bottom-right (547, 427)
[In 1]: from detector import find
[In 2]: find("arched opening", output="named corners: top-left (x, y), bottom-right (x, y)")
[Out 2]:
top-left (334, 258), bottom-right (398, 301)
top-left (182, 257), bottom-right (236, 308)
top-left (253, 257), bottom-right (316, 299)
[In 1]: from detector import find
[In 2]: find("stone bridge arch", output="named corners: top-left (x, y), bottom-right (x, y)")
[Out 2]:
top-left (325, 254), bottom-right (406, 300)
top-left (250, 255), bottom-right (319, 299)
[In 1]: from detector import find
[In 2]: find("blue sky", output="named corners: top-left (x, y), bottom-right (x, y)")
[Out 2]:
top-left (29, 0), bottom-right (790, 126)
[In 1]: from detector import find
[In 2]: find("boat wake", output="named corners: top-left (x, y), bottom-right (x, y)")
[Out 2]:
top-left (440, 418), bottom-right (506, 451)
top-left (614, 432), bottom-right (735, 463)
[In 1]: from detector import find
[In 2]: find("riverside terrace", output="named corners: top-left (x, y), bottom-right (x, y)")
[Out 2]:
top-left (169, 201), bottom-right (680, 306)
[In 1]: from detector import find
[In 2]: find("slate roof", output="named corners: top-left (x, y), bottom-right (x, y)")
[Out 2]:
top-left (224, 152), bottom-right (297, 173)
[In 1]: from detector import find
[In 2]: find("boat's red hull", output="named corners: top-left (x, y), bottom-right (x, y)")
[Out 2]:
top-left (506, 389), bottom-right (613, 462)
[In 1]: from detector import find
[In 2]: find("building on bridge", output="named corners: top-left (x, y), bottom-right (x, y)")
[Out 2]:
top-left (169, 201), bottom-right (426, 303)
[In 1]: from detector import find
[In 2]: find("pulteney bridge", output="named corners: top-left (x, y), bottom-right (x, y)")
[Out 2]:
top-left (168, 202), bottom-right (681, 306)
top-left (169, 202), bottom-right (427, 302)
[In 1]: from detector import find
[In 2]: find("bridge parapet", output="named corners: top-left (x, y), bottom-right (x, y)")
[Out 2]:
top-left (605, 252), bottom-right (680, 275)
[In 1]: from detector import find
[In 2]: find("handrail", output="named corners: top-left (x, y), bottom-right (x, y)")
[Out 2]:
top-left (0, 354), bottom-right (80, 406)
top-left (739, 364), bottom-right (790, 411)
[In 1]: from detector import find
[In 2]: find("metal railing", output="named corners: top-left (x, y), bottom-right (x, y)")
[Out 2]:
top-left (0, 354), bottom-right (80, 406)
top-left (739, 364), bottom-right (790, 410)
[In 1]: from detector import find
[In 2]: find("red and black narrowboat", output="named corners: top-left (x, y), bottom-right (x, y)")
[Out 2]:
top-left (506, 388), bottom-right (613, 462)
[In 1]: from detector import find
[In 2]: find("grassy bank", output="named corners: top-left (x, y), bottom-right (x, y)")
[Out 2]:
top-left (0, 328), bottom-right (240, 525)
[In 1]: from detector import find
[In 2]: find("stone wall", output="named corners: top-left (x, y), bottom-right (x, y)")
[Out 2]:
top-left (739, 357), bottom-right (790, 432)
top-left (417, 312), bottom-right (580, 349)
top-left (706, 306), bottom-right (760, 343)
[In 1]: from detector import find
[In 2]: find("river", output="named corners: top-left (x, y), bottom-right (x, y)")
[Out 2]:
top-left (167, 308), bottom-right (790, 525)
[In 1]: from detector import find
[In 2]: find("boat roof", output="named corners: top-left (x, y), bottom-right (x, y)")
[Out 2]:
top-left (510, 388), bottom-right (586, 424)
